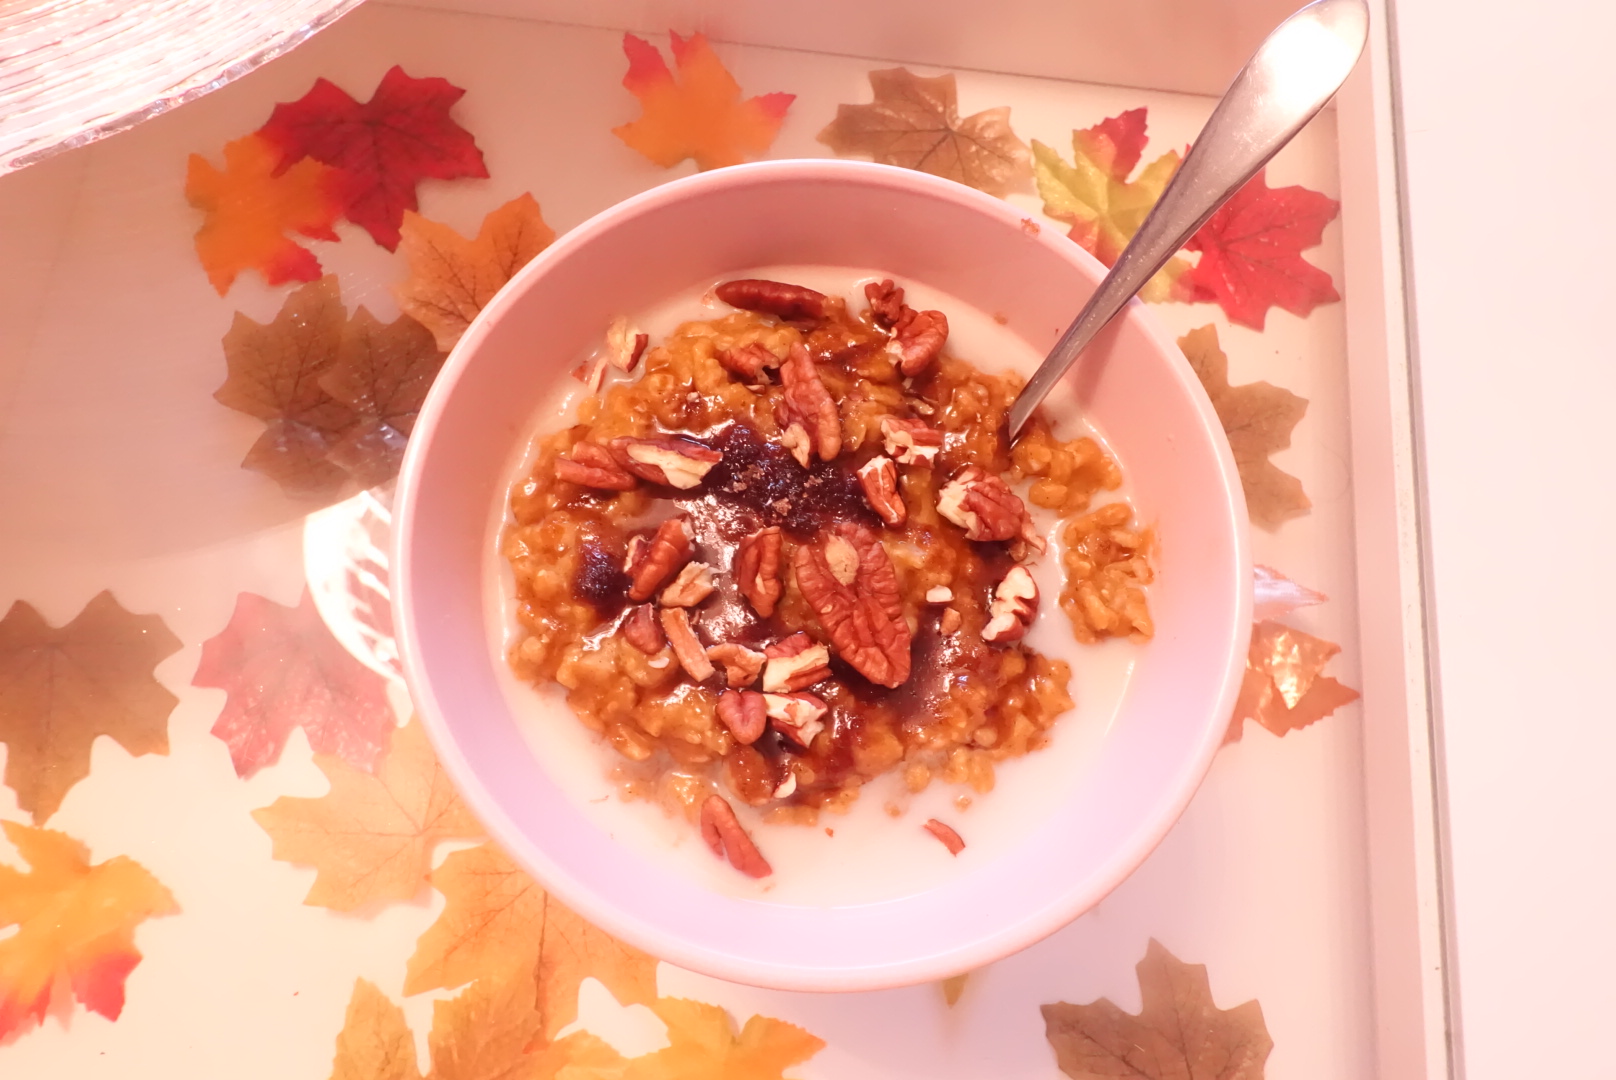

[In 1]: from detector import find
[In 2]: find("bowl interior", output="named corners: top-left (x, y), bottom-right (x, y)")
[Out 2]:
top-left (394, 160), bottom-right (1250, 991)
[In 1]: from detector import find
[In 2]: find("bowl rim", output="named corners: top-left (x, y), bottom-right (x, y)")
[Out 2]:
top-left (394, 157), bottom-right (1252, 991)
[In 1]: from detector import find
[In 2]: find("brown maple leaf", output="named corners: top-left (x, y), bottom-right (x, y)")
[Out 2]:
top-left (394, 193), bottom-right (555, 353)
top-left (1179, 325), bottom-right (1310, 530)
top-left (1042, 939), bottom-right (1272, 1080)
top-left (319, 307), bottom-right (446, 488)
top-left (405, 840), bottom-right (657, 1043)
top-left (1225, 619), bottom-right (1361, 744)
top-left (0, 591), bottom-right (180, 822)
top-left (818, 68), bottom-right (1032, 196)
top-left (250, 718), bottom-right (483, 910)
top-left (215, 275), bottom-right (356, 499)
top-left (330, 978), bottom-right (423, 1080)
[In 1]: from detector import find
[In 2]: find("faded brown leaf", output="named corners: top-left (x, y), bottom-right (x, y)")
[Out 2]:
top-left (818, 68), bottom-right (1031, 196)
top-left (1179, 325), bottom-right (1311, 530)
top-left (330, 978), bottom-right (423, 1080)
top-left (1225, 619), bottom-right (1361, 744)
top-left (319, 307), bottom-right (446, 488)
top-left (0, 591), bottom-right (180, 822)
top-left (1042, 939), bottom-right (1272, 1080)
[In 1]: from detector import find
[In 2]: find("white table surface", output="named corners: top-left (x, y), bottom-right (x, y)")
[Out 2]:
top-left (1391, 0), bottom-right (1616, 1074)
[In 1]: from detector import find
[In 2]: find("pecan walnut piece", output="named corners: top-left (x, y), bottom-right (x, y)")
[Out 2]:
top-left (776, 344), bottom-right (841, 467)
top-left (700, 795), bottom-right (772, 878)
top-left (937, 466), bottom-right (1030, 542)
top-left (792, 524), bottom-right (911, 687)
top-left (554, 441), bottom-right (637, 490)
top-left (609, 435), bottom-right (721, 489)
top-left (715, 278), bottom-right (827, 322)
top-left (625, 517), bottom-right (694, 601)
top-left (857, 455), bottom-right (906, 527)
top-left (734, 526), bottom-right (784, 618)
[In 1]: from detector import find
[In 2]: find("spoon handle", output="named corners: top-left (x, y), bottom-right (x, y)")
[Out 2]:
top-left (1006, 0), bottom-right (1369, 439)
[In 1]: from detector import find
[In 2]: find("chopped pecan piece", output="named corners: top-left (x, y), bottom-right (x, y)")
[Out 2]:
top-left (774, 773), bottom-right (797, 799)
top-left (864, 278), bottom-right (907, 329)
top-left (707, 643), bottom-right (766, 688)
top-left (777, 344), bottom-right (841, 467)
top-left (886, 308), bottom-right (949, 377)
top-left (717, 342), bottom-right (779, 383)
top-left (604, 315), bottom-right (649, 372)
top-left (734, 526), bottom-right (784, 617)
top-left (625, 517), bottom-right (694, 601)
top-left (716, 689), bottom-right (767, 743)
top-left (762, 634), bottom-right (832, 692)
top-left (762, 692), bottom-right (828, 750)
top-left (937, 466), bottom-right (1029, 542)
top-left (714, 279), bottom-right (827, 323)
top-left (880, 417), bottom-right (942, 467)
top-left (939, 607), bottom-right (963, 634)
top-left (658, 607), bottom-right (714, 681)
top-left (609, 435), bottom-right (721, 489)
top-left (925, 586), bottom-right (954, 603)
top-left (857, 455), bottom-right (907, 527)
top-left (659, 562), bottom-right (716, 607)
top-left (791, 523), bottom-right (911, 687)
top-left (699, 794), bottom-right (773, 878)
top-left (983, 565), bottom-right (1039, 644)
top-left (621, 604), bottom-right (665, 653)
top-left (554, 441), bottom-right (637, 490)
top-left (924, 818), bottom-right (966, 856)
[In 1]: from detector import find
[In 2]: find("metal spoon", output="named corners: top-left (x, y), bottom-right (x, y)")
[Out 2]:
top-left (1005, 0), bottom-right (1370, 439)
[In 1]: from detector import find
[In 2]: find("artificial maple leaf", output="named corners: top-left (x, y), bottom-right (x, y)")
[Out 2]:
top-left (1042, 939), bottom-right (1272, 1080)
top-left (1032, 109), bottom-right (1191, 301)
top-left (259, 66), bottom-right (489, 252)
top-left (185, 133), bottom-right (344, 295)
top-left (619, 998), bottom-right (825, 1080)
top-left (405, 841), bottom-right (657, 1044)
top-left (194, 589), bottom-right (395, 779)
top-left (818, 68), bottom-right (1031, 197)
top-left (319, 307), bottom-right (446, 488)
top-left (330, 978), bottom-right (424, 1080)
top-left (251, 717), bottom-right (482, 910)
top-left (614, 32), bottom-right (794, 171)
top-left (1185, 169), bottom-right (1341, 330)
top-left (942, 973), bottom-right (969, 1006)
top-left (1225, 620), bottom-right (1361, 744)
top-left (394, 194), bottom-right (555, 352)
top-left (215, 275), bottom-right (358, 499)
top-left (1179, 325), bottom-right (1311, 530)
top-left (0, 591), bottom-right (180, 823)
top-left (0, 821), bottom-right (178, 1039)
top-left (1252, 565), bottom-right (1328, 622)
top-left (533, 1031), bottom-right (630, 1080)
top-left (427, 971), bottom-right (547, 1080)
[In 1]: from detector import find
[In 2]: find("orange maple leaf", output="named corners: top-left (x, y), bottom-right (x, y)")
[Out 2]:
top-left (614, 32), bottom-right (794, 171)
top-left (329, 978), bottom-right (422, 1080)
top-left (619, 998), bottom-right (825, 1080)
top-left (185, 134), bottom-right (345, 296)
top-left (1042, 939), bottom-right (1272, 1080)
top-left (250, 718), bottom-right (483, 910)
top-left (1226, 619), bottom-right (1361, 744)
top-left (0, 822), bottom-right (178, 1039)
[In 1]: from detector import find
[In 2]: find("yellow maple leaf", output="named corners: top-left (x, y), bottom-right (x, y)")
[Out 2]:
top-left (251, 718), bottom-right (483, 910)
top-left (1032, 109), bottom-right (1191, 302)
top-left (620, 999), bottom-right (824, 1080)
top-left (405, 841), bottom-right (658, 1043)
top-left (393, 193), bottom-right (555, 353)
top-left (330, 978), bottom-right (423, 1080)
top-left (185, 133), bottom-right (345, 296)
top-left (613, 32), bottom-right (794, 171)
top-left (0, 821), bottom-right (178, 1039)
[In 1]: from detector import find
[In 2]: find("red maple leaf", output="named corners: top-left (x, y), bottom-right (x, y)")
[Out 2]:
top-left (1071, 106), bottom-right (1147, 182)
top-left (193, 590), bottom-right (395, 778)
top-left (1184, 169), bottom-right (1341, 329)
top-left (258, 65), bottom-right (489, 252)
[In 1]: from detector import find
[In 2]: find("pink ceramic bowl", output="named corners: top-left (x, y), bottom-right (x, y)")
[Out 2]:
top-left (394, 159), bottom-right (1250, 992)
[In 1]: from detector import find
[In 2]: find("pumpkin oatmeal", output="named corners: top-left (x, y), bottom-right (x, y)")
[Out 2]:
top-left (501, 276), bottom-right (1153, 877)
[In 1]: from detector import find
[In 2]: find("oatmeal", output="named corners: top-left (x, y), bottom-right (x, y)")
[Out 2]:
top-left (501, 276), bottom-right (1153, 877)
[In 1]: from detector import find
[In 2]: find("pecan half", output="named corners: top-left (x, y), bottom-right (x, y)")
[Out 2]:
top-left (715, 278), bottom-right (827, 323)
top-left (886, 308), bottom-right (949, 376)
top-left (659, 562), bottom-right (716, 608)
top-left (937, 466), bottom-right (1029, 542)
top-left (700, 794), bottom-right (773, 878)
top-left (983, 565), bottom-right (1039, 644)
top-left (864, 278), bottom-right (907, 329)
top-left (880, 417), bottom-right (942, 467)
top-left (734, 526), bottom-right (784, 617)
top-left (604, 315), bottom-right (649, 372)
top-left (609, 435), bottom-right (721, 489)
top-left (857, 455), bottom-right (907, 527)
top-left (939, 607), bottom-right (963, 634)
top-left (717, 342), bottom-right (779, 383)
top-left (621, 604), bottom-right (665, 653)
top-left (792, 523), bottom-right (911, 687)
top-left (707, 643), bottom-right (765, 688)
top-left (762, 692), bottom-right (828, 750)
top-left (777, 343), bottom-right (840, 467)
top-left (658, 607), bottom-right (715, 681)
top-left (554, 441), bottom-right (637, 490)
top-left (716, 689), bottom-right (767, 743)
top-left (762, 633), bottom-right (832, 692)
top-left (924, 818), bottom-right (966, 856)
top-left (626, 517), bottom-right (693, 602)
